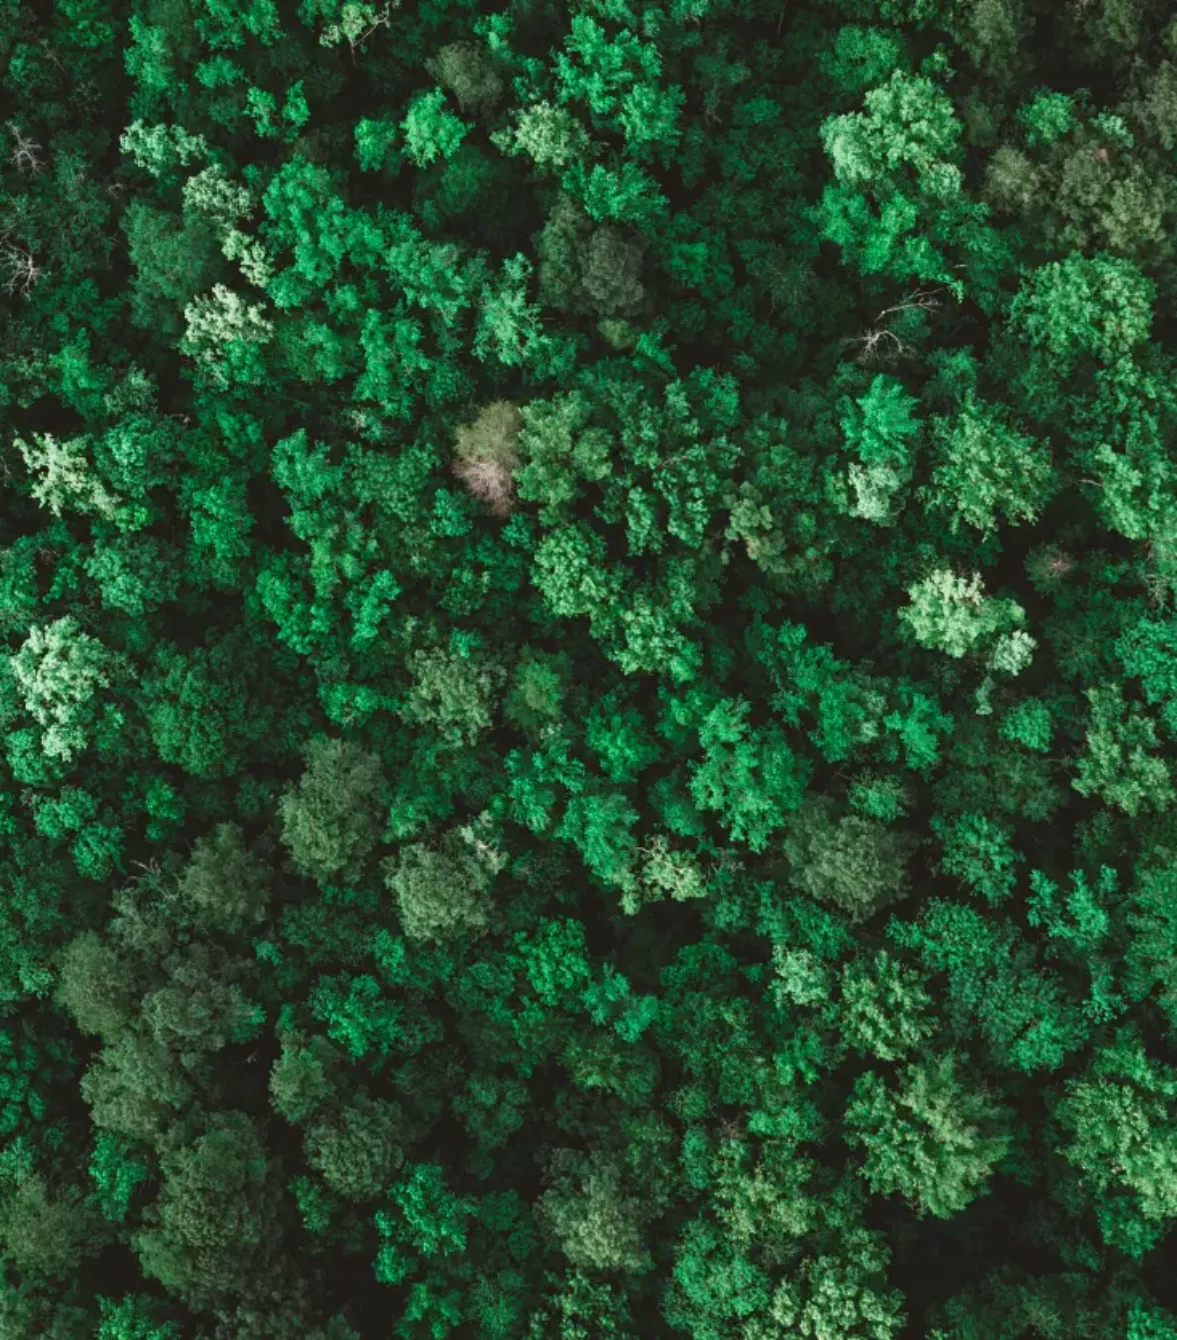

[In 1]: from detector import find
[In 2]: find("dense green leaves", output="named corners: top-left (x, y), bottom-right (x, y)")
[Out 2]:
top-left (1, 0), bottom-right (1177, 1334)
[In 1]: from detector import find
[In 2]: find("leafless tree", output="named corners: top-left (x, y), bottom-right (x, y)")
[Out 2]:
top-left (2, 244), bottom-right (43, 296)
top-left (452, 457), bottom-right (516, 517)
top-left (36, 39), bottom-right (67, 75)
top-left (718, 1116), bottom-right (745, 1142)
top-left (6, 123), bottom-right (43, 175)
top-left (336, 2), bottom-right (396, 67)
top-left (842, 285), bottom-right (947, 366)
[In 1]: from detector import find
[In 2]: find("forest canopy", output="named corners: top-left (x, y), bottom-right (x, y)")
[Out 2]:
top-left (1, 0), bottom-right (1177, 1336)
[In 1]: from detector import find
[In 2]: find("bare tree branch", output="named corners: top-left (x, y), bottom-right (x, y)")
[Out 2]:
top-left (841, 285), bottom-right (948, 365)
top-left (2, 243), bottom-right (43, 296)
top-left (6, 122), bottom-right (43, 175)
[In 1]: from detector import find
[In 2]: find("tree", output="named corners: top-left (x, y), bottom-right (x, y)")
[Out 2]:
top-left (1073, 684), bottom-right (1174, 816)
top-left (95, 1294), bottom-right (181, 1340)
top-left (402, 89), bottom-right (469, 169)
top-left (663, 1213), bottom-right (773, 1337)
top-left (144, 637), bottom-right (272, 780)
top-left (81, 1031), bottom-right (195, 1143)
top-left (179, 284), bottom-right (274, 388)
top-left (845, 1054), bottom-right (1012, 1218)
top-left (767, 1230), bottom-right (905, 1340)
top-left (839, 374), bottom-right (921, 526)
top-left (56, 932), bottom-right (133, 1043)
top-left (900, 570), bottom-right (1027, 661)
top-left (15, 431), bottom-right (120, 522)
top-left (85, 533), bottom-right (180, 617)
top-left (889, 899), bottom-right (1088, 1073)
top-left (1010, 253), bottom-right (1155, 370)
top-left (383, 826), bottom-right (498, 941)
top-left (179, 823), bottom-right (270, 932)
top-left (818, 70), bottom-right (976, 287)
top-left (924, 395), bottom-right (1054, 533)
top-left (579, 227), bottom-right (645, 319)
top-left (134, 1112), bottom-right (283, 1309)
top-left (689, 699), bottom-right (811, 853)
top-left (933, 811), bottom-right (1022, 905)
top-left (841, 951), bottom-right (935, 1062)
top-left (1125, 854), bottom-right (1177, 1031)
top-left (10, 617), bottom-right (112, 761)
top-left (452, 400), bottom-right (522, 516)
top-left (497, 104), bottom-right (590, 170)
top-left (123, 201), bottom-right (224, 335)
top-left (374, 1162), bottom-right (475, 1285)
top-left (524, 1269), bottom-right (636, 1340)
top-left (279, 736), bottom-right (387, 883)
top-left (0, 1175), bottom-right (105, 1280)
top-left (429, 42), bottom-right (505, 116)
top-left (536, 1152), bottom-right (652, 1274)
top-left (1056, 1030), bottom-right (1177, 1254)
top-left (304, 1093), bottom-right (406, 1201)
top-left (783, 799), bottom-right (915, 923)
top-left (269, 1033), bottom-right (343, 1126)
top-left (401, 636), bottom-right (506, 748)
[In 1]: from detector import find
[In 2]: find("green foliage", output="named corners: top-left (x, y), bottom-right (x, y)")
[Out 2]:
top-left (769, 1231), bottom-right (904, 1339)
top-left (134, 1112), bottom-right (282, 1307)
top-left (845, 1054), bottom-right (1012, 1218)
top-left (537, 1152), bottom-right (651, 1274)
top-left (901, 570), bottom-right (1027, 660)
top-left (279, 736), bottom-right (388, 883)
top-left (1011, 254), bottom-right (1155, 368)
top-left (124, 201), bottom-right (224, 335)
top-left (841, 951), bottom-right (935, 1061)
top-left (1073, 684), bottom-right (1174, 816)
top-left (10, 617), bottom-right (113, 761)
top-left (689, 699), bottom-right (811, 852)
top-left (269, 1032), bottom-right (343, 1126)
top-left (56, 932), bottom-right (132, 1043)
top-left (890, 900), bottom-right (1088, 1073)
top-left (499, 105), bottom-right (590, 170)
top-left (430, 42), bottom-right (505, 116)
top-left (90, 1132), bottom-right (151, 1224)
top-left (5, 1), bottom-right (1177, 1334)
top-left (934, 812), bottom-right (1022, 905)
top-left (840, 374), bottom-right (921, 525)
top-left (924, 395), bottom-right (1054, 533)
top-left (305, 1094), bottom-right (406, 1201)
top-left (144, 638), bottom-right (269, 778)
top-left (1056, 1030), bottom-right (1177, 1253)
top-left (402, 89), bottom-right (470, 169)
top-left (403, 636), bottom-right (506, 747)
top-left (818, 68), bottom-right (980, 288)
top-left (1125, 855), bottom-right (1177, 1030)
top-left (822, 73), bottom-right (962, 197)
top-left (783, 798), bottom-right (914, 923)
top-left (374, 1161), bottom-right (475, 1281)
top-left (0, 1174), bottom-right (105, 1279)
top-left (95, 1295), bottom-right (181, 1340)
top-left (179, 822), bottom-right (270, 932)
top-left (383, 826), bottom-right (498, 941)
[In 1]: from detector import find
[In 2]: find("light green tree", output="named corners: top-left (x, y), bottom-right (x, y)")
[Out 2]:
top-left (10, 617), bottom-right (113, 761)
top-left (1073, 685), bottom-right (1174, 817)
top-left (845, 1054), bottom-right (1012, 1218)
top-left (924, 395), bottom-right (1055, 533)
top-left (900, 569), bottom-right (1027, 660)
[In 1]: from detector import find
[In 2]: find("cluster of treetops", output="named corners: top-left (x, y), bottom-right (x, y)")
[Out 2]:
top-left (7, 0), bottom-right (1177, 1335)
